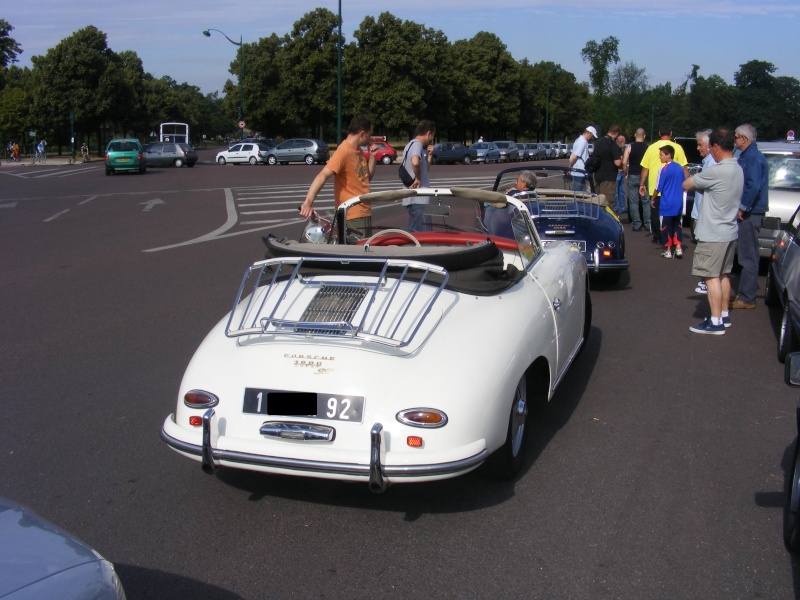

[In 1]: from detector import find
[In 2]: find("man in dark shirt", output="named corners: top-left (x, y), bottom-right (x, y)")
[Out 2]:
top-left (593, 124), bottom-right (623, 211)
top-left (623, 128), bottom-right (648, 231)
top-left (731, 123), bottom-right (769, 309)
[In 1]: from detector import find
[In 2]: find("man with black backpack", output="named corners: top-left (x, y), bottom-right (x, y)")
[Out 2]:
top-left (590, 124), bottom-right (623, 210)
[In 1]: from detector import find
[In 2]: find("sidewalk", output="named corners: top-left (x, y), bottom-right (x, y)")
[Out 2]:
top-left (2, 156), bottom-right (89, 166)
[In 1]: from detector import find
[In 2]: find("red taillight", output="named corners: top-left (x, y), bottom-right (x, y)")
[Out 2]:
top-left (137, 152), bottom-right (143, 160)
top-left (407, 436), bottom-right (423, 447)
top-left (105, 153), bottom-right (109, 161)
top-left (189, 416), bottom-right (202, 427)
top-left (257, 151), bottom-right (263, 157)
top-left (184, 390), bottom-right (219, 408)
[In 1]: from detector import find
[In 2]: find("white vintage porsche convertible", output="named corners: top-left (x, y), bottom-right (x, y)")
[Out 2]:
top-left (161, 186), bottom-right (591, 492)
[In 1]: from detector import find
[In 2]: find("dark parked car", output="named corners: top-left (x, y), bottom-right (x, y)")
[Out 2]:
top-left (105, 138), bottom-right (145, 175)
top-left (266, 138), bottom-right (329, 165)
top-left (494, 141), bottom-right (519, 162)
top-left (782, 352), bottom-right (800, 553)
top-left (431, 142), bottom-right (470, 165)
top-left (766, 204), bottom-right (800, 361)
top-left (491, 166), bottom-right (628, 283)
top-left (467, 142), bottom-right (500, 164)
top-left (145, 141), bottom-right (197, 167)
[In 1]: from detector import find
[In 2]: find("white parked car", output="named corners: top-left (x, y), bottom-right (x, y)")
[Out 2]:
top-left (216, 142), bottom-right (270, 165)
top-left (161, 187), bottom-right (591, 492)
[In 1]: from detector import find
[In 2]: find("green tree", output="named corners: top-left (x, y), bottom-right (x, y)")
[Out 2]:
top-left (608, 61), bottom-right (649, 134)
top-left (29, 26), bottom-right (118, 148)
top-left (238, 34), bottom-right (284, 137)
top-left (580, 36), bottom-right (620, 96)
top-left (580, 36), bottom-right (620, 128)
top-left (734, 60), bottom-right (778, 138)
top-left (278, 8), bottom-right (340, 138)
top-left (0, 19), bottom-right (23, 70)
top-left (452, 32), bottom-right (520, 141)
top-left (0, 66), bottom-right (32, 145)
top-left (345, 12), bottom-right (455, 138)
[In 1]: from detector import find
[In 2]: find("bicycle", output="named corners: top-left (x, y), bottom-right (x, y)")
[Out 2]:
top-left (32, 151), bottom-right (46, 165)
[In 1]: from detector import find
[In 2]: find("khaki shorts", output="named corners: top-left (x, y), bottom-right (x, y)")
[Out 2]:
top-left (692, 240), bottom-right (737, 278)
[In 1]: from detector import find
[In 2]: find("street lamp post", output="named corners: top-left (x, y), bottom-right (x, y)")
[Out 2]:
top-left (545, 67), bottom-right (561, 143)
top-left (337, 0), bottom-right (342, 144)
top-left (203, 28), bottom-right (244, 140)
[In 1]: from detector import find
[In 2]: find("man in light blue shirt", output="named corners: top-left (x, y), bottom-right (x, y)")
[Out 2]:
top-left (401, 120), bottom-right (436, 231)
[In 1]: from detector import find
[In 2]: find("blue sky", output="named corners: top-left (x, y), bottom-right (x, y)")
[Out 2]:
top-left (5, 1), bottom-right (800, 96)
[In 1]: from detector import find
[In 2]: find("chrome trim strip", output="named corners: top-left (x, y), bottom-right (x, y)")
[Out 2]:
top-left (369, 423), bottom-right (388, 494)
top-left (260, 421), bottom-right (335, 442)
top-left (160, 427), bottom-right (488, 479)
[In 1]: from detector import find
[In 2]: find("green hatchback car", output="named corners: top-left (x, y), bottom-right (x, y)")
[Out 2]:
top-left (105, 138), bottom-right (146, 175)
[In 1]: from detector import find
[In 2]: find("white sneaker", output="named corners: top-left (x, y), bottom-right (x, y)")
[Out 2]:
top-left (661, 249), bottom-right (672, 259)
top-left (674, 247), bottom-right (683, 258)
top-left (695, 281), bottom-right (707, 294)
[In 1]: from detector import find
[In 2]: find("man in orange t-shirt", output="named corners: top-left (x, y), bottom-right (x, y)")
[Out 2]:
top-left (300, 115), bottom-right (378, 232)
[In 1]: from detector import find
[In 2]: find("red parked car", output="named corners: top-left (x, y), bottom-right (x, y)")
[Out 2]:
top-left (361, 141), bottom-right (397, 165)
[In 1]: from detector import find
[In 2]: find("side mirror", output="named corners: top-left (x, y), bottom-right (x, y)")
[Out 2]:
top-left (785, 352), bottom-right (800, 387)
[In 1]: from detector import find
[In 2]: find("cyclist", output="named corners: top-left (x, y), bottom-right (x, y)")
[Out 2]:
top-left (80, 142), bottom-right (90, 162)
top-left (36, 139), bottom-right (47, 162)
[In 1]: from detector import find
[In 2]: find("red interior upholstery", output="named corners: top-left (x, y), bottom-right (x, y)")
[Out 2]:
top-left (358, 231), bottom-right (519, 252)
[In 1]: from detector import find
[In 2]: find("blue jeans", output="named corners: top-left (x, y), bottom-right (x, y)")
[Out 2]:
top-left (406, 204), bottom-right (432, 232)
top-left (572, 175), bottom-right (588, 192)
top-left (615, 172), bottom-right (626, 214)
top-left (737, 213), bottom-right (763, 303)
top-left (626, 174), bottom-right (649, 230)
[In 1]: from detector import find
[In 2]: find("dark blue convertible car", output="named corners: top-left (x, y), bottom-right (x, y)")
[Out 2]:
top-left (488, 166), bottom-right (629, 283)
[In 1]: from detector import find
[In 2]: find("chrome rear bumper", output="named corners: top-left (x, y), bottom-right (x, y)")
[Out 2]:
top-left (161, 409), bottom-right (488, 493)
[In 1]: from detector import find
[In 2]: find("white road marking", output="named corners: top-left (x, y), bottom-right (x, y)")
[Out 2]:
top-left (44, 209), bottom-right (70, 222)
top-left (143, 175), bottom-right (497, 252)
top-left (141, 198), bottom-right (165, 212)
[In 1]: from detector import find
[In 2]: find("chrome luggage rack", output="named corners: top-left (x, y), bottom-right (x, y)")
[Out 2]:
top-left (225, 257), bottom-right (449, 348)
top-left (520, 190), bottom-right (602, 221)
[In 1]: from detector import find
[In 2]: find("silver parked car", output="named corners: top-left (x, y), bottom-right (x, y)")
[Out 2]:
top-left (467, 142), bottom-right (500, 164)
top-left (494, 141), bottom-right (519, 162)
top-left (265, 138), bottom-right (329, 165)
top-left (144, 141), bottom-right (197, 168)
top-left (0, 497), bottom-right (126, 599)
top-left (755, 142), bottom-right (800, 257)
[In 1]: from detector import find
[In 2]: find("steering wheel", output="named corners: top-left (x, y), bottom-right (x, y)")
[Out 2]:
top-left (363, 228), bottom-right (421, 247)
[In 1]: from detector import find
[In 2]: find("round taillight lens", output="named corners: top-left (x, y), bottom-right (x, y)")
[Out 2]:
top-left (184, 390), bottom-right (219, 408)
top-left (396, 408), bottom-right (448, 428)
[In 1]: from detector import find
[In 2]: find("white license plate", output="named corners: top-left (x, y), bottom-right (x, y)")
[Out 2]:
top-left (243, 388), bottom-right (364, 423)
top-left (542, 239), bottom-right (586, 252)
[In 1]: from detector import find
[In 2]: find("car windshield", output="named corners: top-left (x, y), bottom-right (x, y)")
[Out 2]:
top-left (108, 141), bottom-right (138, 152)
top-left (767, 154), bottom-right (800, 191)
top-left (306, 188), bottom-right (540, 270)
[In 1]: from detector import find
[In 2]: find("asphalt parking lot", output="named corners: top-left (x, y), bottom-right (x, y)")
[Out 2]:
top-left (1, 157), bottom-right (799, 598)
